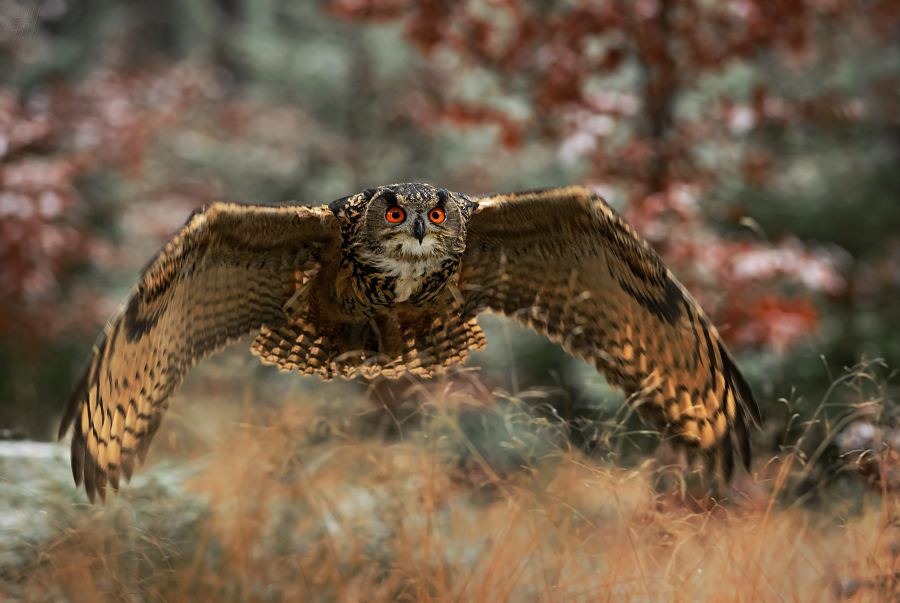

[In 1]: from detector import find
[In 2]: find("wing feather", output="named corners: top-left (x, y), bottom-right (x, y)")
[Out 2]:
top-left (459, 186), bottom-right (761, 479)
top-left (59, 203), bottom-right (340, 501)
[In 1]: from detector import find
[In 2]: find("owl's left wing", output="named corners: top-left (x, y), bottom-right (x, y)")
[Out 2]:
top-left (458, 186), bottom-right (761, 480)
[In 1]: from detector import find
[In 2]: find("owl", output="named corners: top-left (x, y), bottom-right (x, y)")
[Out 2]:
top-left (59, 183), bottom-right (761, 502)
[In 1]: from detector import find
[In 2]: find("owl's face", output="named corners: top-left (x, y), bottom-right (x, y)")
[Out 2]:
top-left (357, 183), bottom-right (470, 259)
top-left (328, 183), bottom-right (477, 308)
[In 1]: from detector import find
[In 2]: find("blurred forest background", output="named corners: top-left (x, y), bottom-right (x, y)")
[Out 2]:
top-left (1, 0), bottom-right (900, 600)
top-left (2, 0), bottom-right (898, 484)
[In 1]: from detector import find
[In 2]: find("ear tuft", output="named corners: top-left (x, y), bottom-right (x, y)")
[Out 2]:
top-left (463, 196), bottom-right (479, 217)
top-left (328, 195), bottom-right (353, 216)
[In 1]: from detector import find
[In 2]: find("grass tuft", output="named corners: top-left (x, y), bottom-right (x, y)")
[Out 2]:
top-left (2, 356), bottom-right (898, 602)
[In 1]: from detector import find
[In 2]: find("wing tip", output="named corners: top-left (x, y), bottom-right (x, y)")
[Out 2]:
top-left (719, 430), bottom-right (735, 483)
top-left (735, 403), bottom-right (753, 472)
top-left (70, 422), bottom-right (85, 487)
top-left (122, 455), bottom-right (135, 482)
top-left (60, 353), bottom-right (116, 504)
top-left (666, 369), bottom-right (758, 484)
top-left (720, 351), bottom-right (759, 479)
top-left (108, 470), bottom-right (121, 493)
top-left (81, 451), bottom-right (113, 504)
top-left (718, 341), bottom-right (762, 428)
top-left (58, 358), bottom-right (94, 442)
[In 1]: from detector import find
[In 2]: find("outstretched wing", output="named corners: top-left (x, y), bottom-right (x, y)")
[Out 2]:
top-left (59, 203), bottom-right (340, 502)
top-left (458, 186), bottom-right (761, 480)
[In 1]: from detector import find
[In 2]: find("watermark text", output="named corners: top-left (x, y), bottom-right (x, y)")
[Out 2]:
top-left (6, 4), bottom-right (42, 42)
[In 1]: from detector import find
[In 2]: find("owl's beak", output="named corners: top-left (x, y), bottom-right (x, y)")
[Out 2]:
top-left (413, 217), bottom-right (426, 244)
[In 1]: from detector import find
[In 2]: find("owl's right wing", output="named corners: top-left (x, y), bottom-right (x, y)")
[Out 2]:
top-left (458, 186), bottom-right (761, 480)
top-left (59, 202), bottom-right (340, 502)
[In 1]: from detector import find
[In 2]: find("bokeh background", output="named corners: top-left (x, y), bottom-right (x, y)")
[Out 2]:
top-left (1, 0), bottom-right (899, 600)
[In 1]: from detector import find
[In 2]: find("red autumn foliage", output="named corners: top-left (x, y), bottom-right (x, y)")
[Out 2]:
top-left (0, 68), bottom-right (205, 349)
top-left (328, 0), bottom-right (900, 352)
top-left (426, 101), bottom-right (525, 149)
top-left (2, 1), bottom-right (897, 358)
top-left (0, 93), bottom-right (95, 346)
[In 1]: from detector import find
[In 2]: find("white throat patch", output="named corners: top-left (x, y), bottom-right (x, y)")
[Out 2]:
top-left (363, 235), bottom-right (448, 302)
top-left (398, 234), bottom-right (439, 257)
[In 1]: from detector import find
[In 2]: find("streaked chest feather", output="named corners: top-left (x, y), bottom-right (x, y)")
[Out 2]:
top-left (362, 252), bottom-right (449, 302)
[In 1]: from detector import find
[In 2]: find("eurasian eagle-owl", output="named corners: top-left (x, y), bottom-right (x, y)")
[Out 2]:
top-left (59, 183), bottom-right (761, 502)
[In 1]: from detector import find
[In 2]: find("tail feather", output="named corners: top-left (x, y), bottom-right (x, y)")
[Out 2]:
top-left (252, 305), bottom-right (486, 380)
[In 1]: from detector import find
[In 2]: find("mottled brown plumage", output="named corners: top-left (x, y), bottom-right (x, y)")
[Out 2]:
top-left (59, 183), bottom-right (761, 502)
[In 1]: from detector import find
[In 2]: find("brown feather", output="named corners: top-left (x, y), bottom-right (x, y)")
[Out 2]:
top-left (458, 186), bottom-right (761, 478)
top-left (58, 203), bottom-right (340, 501)
top-left (61, 184), bottom-right (760, 501)
top-left (251, 285), bottom-right (486, 380)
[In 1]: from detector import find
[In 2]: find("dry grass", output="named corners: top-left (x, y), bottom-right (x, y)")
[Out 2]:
top-left (2, 357), bottom-right (898, 602)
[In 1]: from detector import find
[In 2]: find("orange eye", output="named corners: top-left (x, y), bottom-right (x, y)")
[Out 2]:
top-left (429, 208), bottom-right (445, 223)
top-left (385, 207), bottom-right (405, 223)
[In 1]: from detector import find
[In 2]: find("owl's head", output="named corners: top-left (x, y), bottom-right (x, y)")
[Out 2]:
top-left (330, 183), bottom-right (476, 260)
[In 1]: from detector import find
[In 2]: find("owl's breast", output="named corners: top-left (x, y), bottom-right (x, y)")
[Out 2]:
top-left (355, 252), bottom-right (457, 308)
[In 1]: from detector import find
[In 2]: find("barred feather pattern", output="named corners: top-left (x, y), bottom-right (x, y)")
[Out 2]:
top-left (61, 183), bottom-right (760, 502)
top-left (252, 290), bottom-right (486, 380)
top-left (58, 204), bottom-right (338, 502)
top-left (459, 187), bottom-right (761, 479)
